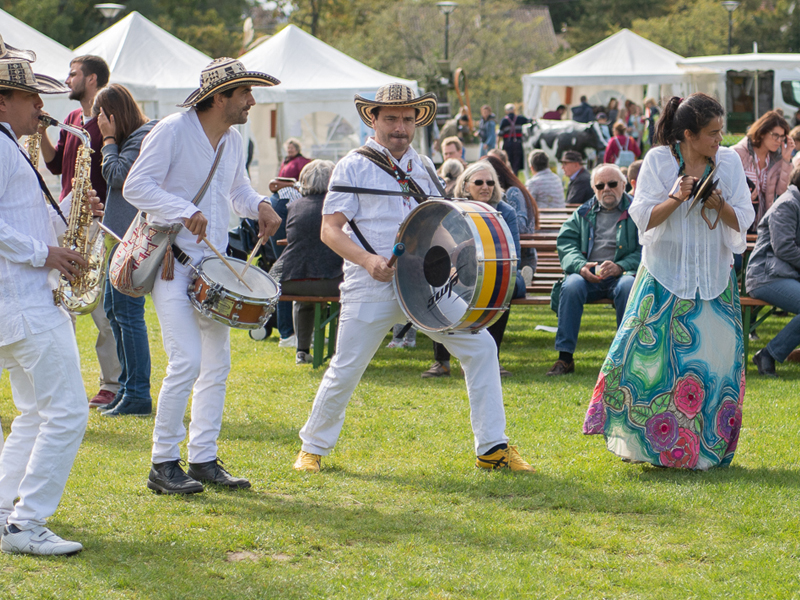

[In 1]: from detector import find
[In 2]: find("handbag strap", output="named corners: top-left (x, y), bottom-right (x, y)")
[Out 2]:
top-left (191, 140), bottom-right (226, 207)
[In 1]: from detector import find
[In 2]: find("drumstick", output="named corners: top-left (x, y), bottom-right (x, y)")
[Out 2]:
top-left (201, 235), bottom-right (254, 292)
top-left (387, 242), bottom-right (405, 268)
top-left (240, 236), bottom-right (264, 279)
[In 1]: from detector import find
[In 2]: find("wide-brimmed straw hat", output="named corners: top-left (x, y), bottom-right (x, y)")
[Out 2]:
top-left (179, 57), bottom-right (280, 108)
top-left (0, 34), bottom-right (69, 95)
top-left (354, 83), bottom-right (437, 128)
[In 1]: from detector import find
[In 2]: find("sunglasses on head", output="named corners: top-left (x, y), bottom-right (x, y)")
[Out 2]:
top-left (594, 181), bottom-right (619, 190)
top-left (471, 179), bottom-right (496, 187)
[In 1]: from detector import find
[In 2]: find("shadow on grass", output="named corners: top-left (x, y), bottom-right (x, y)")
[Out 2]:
top-left (633, 463), bottom-right (800, 487)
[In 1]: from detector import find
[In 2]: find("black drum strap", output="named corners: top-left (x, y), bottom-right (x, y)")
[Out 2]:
top-left (348, 220), bottom-right (376, 255)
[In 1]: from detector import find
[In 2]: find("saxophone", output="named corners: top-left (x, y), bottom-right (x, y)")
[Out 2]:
top-left (49, 116), bottom-right (111, 315)
top-left (26, 131), bottom-right (41, 170)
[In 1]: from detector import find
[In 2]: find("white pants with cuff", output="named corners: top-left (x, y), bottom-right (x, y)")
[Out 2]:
top-left (299, 300), bottom-right (508, 457)
top-left (151, 261), bottom-right (231, 465)
top-left (0, 320), bottom-right (89, 530)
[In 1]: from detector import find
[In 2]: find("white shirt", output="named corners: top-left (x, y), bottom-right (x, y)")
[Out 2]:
top-left (0, 122), bottom-right (71, 346)
top-left (630, 145), bottom-right (754, 300)
top-left (123, 109), bottom-right (264, 264)
top-left (323, 137), bottom-right (436, 303)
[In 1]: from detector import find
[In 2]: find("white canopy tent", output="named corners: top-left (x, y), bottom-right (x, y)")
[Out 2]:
top-left (240, 25), bottom-right (420, 192)
top-left (73, 11), bottom-right (211, 119)
top-left (0, 8), bottom-right (77, 121)
top-left (522, 29), bottom-right (718, 118)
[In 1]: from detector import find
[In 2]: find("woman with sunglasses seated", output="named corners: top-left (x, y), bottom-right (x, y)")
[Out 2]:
top-left (583, 94), bottom-right (754, 470)
top-left (420, 161), bottom-right (525, 378)
top-left (731, 110), bottom-right (794, 230)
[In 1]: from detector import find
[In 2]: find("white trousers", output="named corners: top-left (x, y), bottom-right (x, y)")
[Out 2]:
top-left (0, 321), bottom-right (89, 530)
top-left (299, 301), bottom-right (508, 456)
top-left (151, 261), bottom-right (231, 464)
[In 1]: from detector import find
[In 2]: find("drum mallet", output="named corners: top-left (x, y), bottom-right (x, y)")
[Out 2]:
top-left (201, 235), bottom-right (254, 292)
top-left (240, 236), bottom-right (264, 279)
top-left (387, 242), bottom-right (405, 268)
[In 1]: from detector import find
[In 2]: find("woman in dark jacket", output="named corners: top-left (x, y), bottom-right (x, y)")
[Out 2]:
top-left (746, 168), bottom-right (800, 376)
top-left (95, 83), bottom-right (157, 416)
top-left (270, 160), bottom-right (343, 364)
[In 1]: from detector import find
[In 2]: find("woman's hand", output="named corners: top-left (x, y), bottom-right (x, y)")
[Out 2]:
top-left (97, 108), bottom-right (116, 142)
top-left (668, 175), bottom-right (696, 203)
top-left (782, 136), bottom-right (796, 163)
top-left (704, 188), bottom-right (724, 211)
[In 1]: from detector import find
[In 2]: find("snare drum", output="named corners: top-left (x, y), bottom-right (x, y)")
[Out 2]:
top-left (188, 256), bottom-right (280, 329)
top-left (393, 199), bottom-right (516, 333)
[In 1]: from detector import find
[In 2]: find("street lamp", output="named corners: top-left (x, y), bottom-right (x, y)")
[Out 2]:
top-left (437, 2), bottom-right (458, 61)
top-left (95, 3), bottom-right (126, 26)
top-left (721, 1), bottom-right (740, 55)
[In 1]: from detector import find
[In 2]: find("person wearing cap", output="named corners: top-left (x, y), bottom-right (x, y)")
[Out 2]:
top-left (123, 58), bottom-right (282, 494)
top-left (38, 55), bottom-right (123, 412)
top-left (0, 37), bottom-right (103, 555)
top-left (293, 83), bottom-right (534, 474)
top-left (561, 150), bottom-right (593, 205)
top-left (548, 164), bottom-right (640, 376)
top-left (498, 102), bottom-right (530, 175)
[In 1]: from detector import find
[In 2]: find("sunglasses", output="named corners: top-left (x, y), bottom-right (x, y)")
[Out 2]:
top-left (471, 179), bottom-right (496, 187)
top-left (594, 181), bottom-right (619, 190)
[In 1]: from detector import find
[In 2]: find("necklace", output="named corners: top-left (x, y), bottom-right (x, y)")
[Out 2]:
top-left (673, 142), bottom-right (712, 179)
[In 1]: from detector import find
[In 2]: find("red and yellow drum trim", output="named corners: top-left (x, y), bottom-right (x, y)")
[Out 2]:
top-left (458, 201), bottom-right (516, 330)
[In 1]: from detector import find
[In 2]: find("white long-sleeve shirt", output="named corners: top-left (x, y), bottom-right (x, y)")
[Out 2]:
top-left (0, 123), bottom-right (72, 346)
top-left (123, 109), bottom-right (264, 264)
top-left (630, 145), bottom-right (755, 300)
top-left (323, 137), bottom-right (436, 303)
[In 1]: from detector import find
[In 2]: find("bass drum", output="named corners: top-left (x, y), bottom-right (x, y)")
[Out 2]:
top-left (393, 199), bottom-right (516, 333)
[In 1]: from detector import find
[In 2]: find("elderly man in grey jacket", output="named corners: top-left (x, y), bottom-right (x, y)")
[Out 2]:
top-left (746, 180), bottom-right (800, 376)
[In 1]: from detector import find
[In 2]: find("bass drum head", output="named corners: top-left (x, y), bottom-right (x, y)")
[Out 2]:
top-left (394, 200), bottom-right (513, 333)
top-left (199, 256), bottom-right (279, 300)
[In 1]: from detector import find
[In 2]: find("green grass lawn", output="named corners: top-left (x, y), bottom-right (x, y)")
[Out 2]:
top-left (1, 302), bottom-right (800, 599)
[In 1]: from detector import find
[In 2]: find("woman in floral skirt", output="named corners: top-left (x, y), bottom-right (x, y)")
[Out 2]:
top-left (582, 93), bottom-right (755, 469)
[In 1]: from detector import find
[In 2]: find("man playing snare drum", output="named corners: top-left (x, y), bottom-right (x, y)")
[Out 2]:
top-left (124, 58), bottom-right (282, 494)
top-left (293, 83), bottom-right (534, 474)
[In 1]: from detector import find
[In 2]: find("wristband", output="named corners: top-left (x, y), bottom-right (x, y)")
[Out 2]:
top-left (103, 136), bottom-right (117, 143)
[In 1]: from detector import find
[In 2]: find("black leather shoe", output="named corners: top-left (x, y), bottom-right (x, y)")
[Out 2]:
top-left (752, 348), bottom-right (777, 377)
top-left (187, 458), bottom-right (251, 489)
top-left (100, 398), bottom-right (151, 417)
top-left (147, 460), bottom-right (204, 494)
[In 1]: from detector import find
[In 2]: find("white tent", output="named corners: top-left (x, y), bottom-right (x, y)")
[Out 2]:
top-left (73, 11), bottom-right (211, 119)
top-left (0, 8), bottom-right (77, 120)
top-left (240, 25), bottom-right (420, 192)
top-left (522, 29), bottom-right (717, 118)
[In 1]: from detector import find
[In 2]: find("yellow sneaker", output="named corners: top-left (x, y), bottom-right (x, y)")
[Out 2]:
top-left (476, 445), bottom-right (535, 473)
top-left (293, 450), bottom-right (321, 473)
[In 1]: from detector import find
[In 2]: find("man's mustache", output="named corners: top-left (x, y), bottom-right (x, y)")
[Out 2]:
top-left (390, 133), bottom-right (409, 139)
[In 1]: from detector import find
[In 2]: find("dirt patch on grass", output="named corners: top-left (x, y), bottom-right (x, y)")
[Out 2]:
top-left (226, 551), bottom-right (259, 562)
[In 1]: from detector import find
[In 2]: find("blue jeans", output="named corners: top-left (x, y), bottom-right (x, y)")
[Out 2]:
top-left (748, 278), bottom-right (800, 362)
top-left (104, 274), bottom-right (152, 402)
top-left (555, 273), bottom-right (635, 354)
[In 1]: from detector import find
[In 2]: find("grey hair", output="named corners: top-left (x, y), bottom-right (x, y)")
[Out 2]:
top-left (439, 158), bottom-right (464, 181)
top-left (453, 161), bottom-right (502, 204)
top-left (299, 159), bottom-right (335, 196)
top-left (285, 137), bottom-right (302, 153)
top-left (591, 163), bottom-right (627, 187)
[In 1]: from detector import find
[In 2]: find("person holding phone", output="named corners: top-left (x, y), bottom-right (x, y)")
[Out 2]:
top-left (732, 110), bottom-right (794, 229)
top-left (583, 94), bottom-right (754, 470)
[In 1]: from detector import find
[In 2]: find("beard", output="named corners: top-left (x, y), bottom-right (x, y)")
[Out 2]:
top-left (599, 192), bottom-right (622, 209)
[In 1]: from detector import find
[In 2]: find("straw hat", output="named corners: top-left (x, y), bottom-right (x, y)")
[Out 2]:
top-left (179, 57), bottom-right (280, 108)
top-left (0, 34), bottom-right (68, 95)
top-left (354, 83), bottom-right (437, 128)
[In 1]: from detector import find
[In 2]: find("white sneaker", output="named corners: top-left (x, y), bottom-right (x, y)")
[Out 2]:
top-left (402, 339), bottom-right (416, 349)
top-left (278, 334), bottom-right (296, 348)
top-left (296, 351), bottom-right (313, 364)
top-left (386, 338), bottom-right (403, 349)
top-left (1, 525), bottom-right (83, 556)
top-left (522, 265), bottom-right (533, 288)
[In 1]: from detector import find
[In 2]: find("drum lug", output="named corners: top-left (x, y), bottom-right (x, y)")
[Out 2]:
top-left (202, 282), bottom-right (224, 308)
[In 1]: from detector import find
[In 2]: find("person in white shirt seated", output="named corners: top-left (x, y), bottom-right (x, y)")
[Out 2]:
top-left (123, 58), bottom-right (282, 494)
top-left (582, 93), bottom-right (755, 470)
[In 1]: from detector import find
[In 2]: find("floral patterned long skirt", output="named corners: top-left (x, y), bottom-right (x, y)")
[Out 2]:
top-left (582, 266), bottom-right (745, 470)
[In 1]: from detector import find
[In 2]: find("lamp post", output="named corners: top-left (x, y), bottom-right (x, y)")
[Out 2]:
top-left (95, 3), bottom-right (126, 27)
top-left (721, 1), bottom-right (740, 55)
top-left (437, 2), bottom-right (457, 61)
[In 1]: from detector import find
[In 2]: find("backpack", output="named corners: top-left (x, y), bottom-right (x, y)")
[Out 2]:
top-left (615, 137), bottom-right (636, 168)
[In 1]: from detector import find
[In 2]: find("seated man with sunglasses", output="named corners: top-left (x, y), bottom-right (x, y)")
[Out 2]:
top-left (547, 164), bottom-right (641, 376)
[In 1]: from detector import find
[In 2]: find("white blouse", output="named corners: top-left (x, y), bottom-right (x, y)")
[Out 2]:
top-left (630, 145), bottom-right (754, 300)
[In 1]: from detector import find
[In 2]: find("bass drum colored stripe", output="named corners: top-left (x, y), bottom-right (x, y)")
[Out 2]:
top-left (464, 210), bottom-right (510, 329)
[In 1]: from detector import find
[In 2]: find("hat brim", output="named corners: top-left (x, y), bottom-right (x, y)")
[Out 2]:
top-left (354, 92), bottom-right (437, 128)
top-left (0, 73), bottom-right (69, 95)
top-left (0, 42), bottom-right (36, 63)
top-left (178, 72), bottom-right (281, 108)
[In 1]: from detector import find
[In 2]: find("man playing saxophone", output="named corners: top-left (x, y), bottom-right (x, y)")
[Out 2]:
top-left (37, 54), bottom-right (122, 411)
top-left (0, 37), bottom-right (103, 555)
